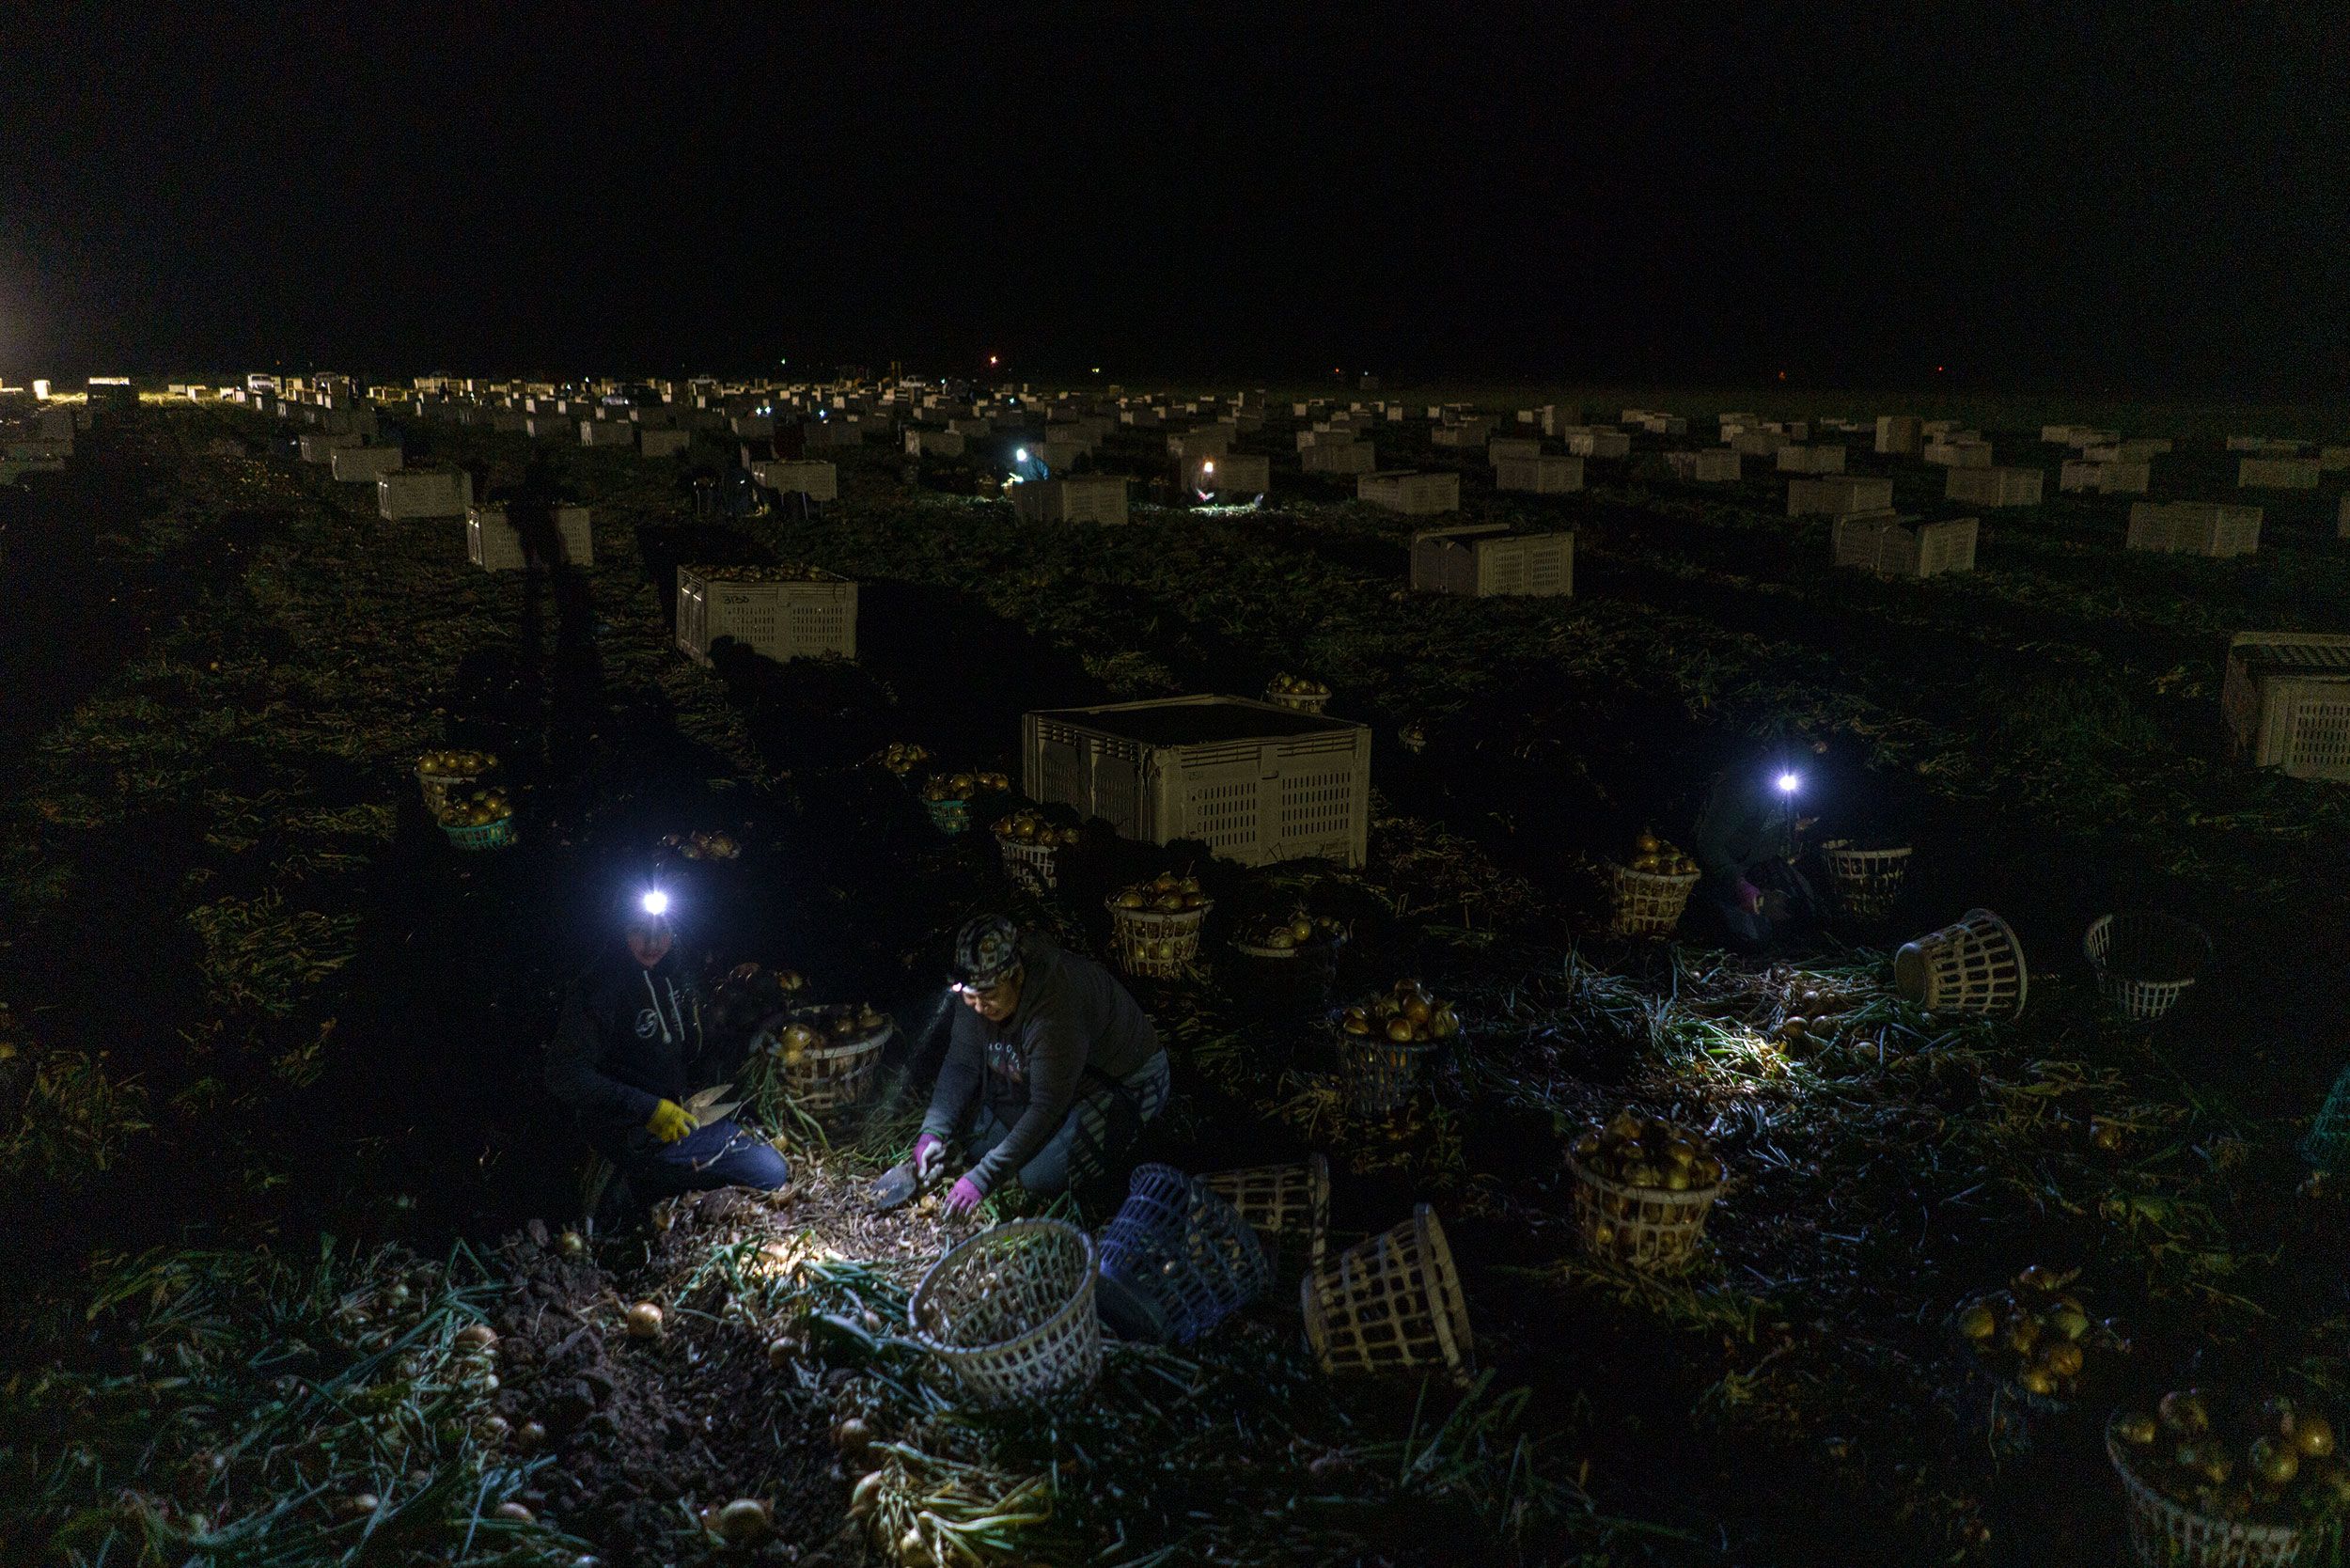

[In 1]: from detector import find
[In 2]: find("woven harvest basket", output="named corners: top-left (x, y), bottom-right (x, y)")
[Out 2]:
top-left (442, 815), bottom-right (517, 852)
top-left (2085, 913), bottom-right (2211, 1024)
top-left (1894, 908), bottom-right (2029, 1018)
top-left (1337, 1030), bottom-right (1443, 1117)
top-left (1821, 840), bottom-right (1912, 922)
top-left (924, 797), bottom-right (971, 836)
top-left (997, 836), bottom-right (1060, 894)
top-left (2299, 1065), bottom-right (2350, 1173)
top-left (1605, 862), bottom-right (1700, 938)
top-left (765, 1011), bottom-right (896, 1115)
top-left (1566, 1156), bottom-right (1722, 1272)
top-left (1264, 685), bottom-right (1331, 714)
top-left (1202, 1154), bottom-right (1331, 1279)
top-left (416, 765), bottom-right (486, 818)
top-left (1096, 1165), bottom-right (1270, 1344)
top-left (1301, 1205), bottom-right (1473, 1377)
top-left (1105, 898), bottom-right (1211, 980)
top-left (909, 1219), bottom-right (1102, 1406)
top-left (2108, 1429), bottom-right (2305, 1568)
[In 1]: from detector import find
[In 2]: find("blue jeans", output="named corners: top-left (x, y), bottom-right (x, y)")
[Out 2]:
top-left (629, 1117), bottom-right (791, 1200)
top-left (966, 1052), bottom-right (1170, 1196)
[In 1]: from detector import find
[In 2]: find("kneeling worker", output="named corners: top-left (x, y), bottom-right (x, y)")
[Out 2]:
top-left (544, 885), bottom-right (789, 1204)
top-left (899, 915), bottom-right (1169, 1215)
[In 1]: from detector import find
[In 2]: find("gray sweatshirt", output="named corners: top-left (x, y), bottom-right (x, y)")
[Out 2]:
top-left (920, 938), bottom-right (1161, 1194)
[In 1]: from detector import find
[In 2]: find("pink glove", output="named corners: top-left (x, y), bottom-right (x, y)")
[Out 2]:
top-left (1735, 879), bottom-right (1763, 915)
top-left (912, 1134), bottom-right (945, 1180)
top-left (944, 1177), bottom-right (985, 1215)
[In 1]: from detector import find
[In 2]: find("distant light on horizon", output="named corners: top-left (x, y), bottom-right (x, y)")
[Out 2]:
top-left (1777, 772), bottom-right (1801, 794)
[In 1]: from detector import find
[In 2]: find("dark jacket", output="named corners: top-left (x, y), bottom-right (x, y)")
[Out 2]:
top-left (921, 937), bottom-right (1162, 1194)
top-left (1691, 768), bottom-right (1793, 891)
top-left (545, 944), bottom-right (734, 1161)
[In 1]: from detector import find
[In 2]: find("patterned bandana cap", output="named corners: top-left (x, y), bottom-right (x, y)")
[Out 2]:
top-left (952, 915), bottom-right (1022, 988)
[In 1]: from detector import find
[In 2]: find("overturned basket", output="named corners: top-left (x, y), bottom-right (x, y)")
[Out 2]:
top-left (2085, 913), bottom-right (2211, 1024)
top-left (2108, 1426), bottom-right (2304, 1568)
top-left (1302, 1205), bottom-right (1473, 1378)
top-left (1605, 861), bottom-right (1700, 938)
top-left (923, 796), bottom-right (971, 836)
top-left (442, 814), bottom-right (516, 852)
top-left (1820, 840), bottom-right (1911, 922)
top-left (1894, 908), bottom-right (2028, 1018)
top-left (909, 1219), bottom-right (1101, 1407)
top-left (1105, 897), bottom-right (1211, 980)
top-left (1203, 1154), bottom-right (1331, 1279)
top-left (1567, 1154), bottom-right (1723, 1273)
top-left (1096, 1165), bottom-right (1270, 1345)
top-left (763, 1007), bottom-right (895, 1115)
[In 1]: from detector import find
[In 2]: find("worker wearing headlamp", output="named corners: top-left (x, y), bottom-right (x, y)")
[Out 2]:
top-left (898, 915), bottom-right (1169, 1215)
top-left (544, 885), bottom-right (789, 1201)
top-left (1690, 760), bottom-right (1820, 950)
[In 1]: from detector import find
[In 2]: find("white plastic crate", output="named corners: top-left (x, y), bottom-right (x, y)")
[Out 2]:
top-left (675, 565), bottom-right (856, 665)
top-left (1788, 475), bottom-right (1894, 517)
top-left (1170, 428), bottom-right (1234, 459)
top-left (2060, 459), bottom-right (2151, 494)
top-left (1185, 452), bottom-right (1269, 494)
top-left (298, 431), bottom-right (363, 463)
top-left (1666, 449), bottom-right (1741, 481)
top-left (329, 445), bottom-right (403, 482)
top-left (1832, 514), bottom-right (1978, 578)
top-left (1924, 440), bottom-right (1994, 468)
top-left (750, 459), bottom-right (838, 501)
top-left (467, 505), bottom-right (592, 571)
top-left (638, 428), bottom-right (691, 458)
top-left (1302, 440), bottom-right (1377, 475)
top-left (1728, 429), bottom-right (1788, 457)
top-left (377, 468), bottom-right (475, 520)
top-left (2223, 633), bottom-right (2350, 779)
top-left (1494, 453), bottom-right (1584, 494)
top-left (905, 427), bottom-right (965, 458)
top-left (579, 419), bottom-right (635, 447)
top-left (1410, 524), bottom-right (1573, 597)
top-left (1945, 466), bottom-right (2044, 507)
top-left (1357, 471), bottom-right (1460, 514)
top-left (1776, 445), bottom-right (1847, 474)
top-left (2239, 457), bottom-right (2320, 489)
top-left (1563, 428), bottom-right (1632, 459)
top-left (1010, 476), bottom-right (1129, 525)
top-left (1874, 416), bottom-right (1922, 455)
top-left (2125, 501), bottom-right (2262, 557)
top-left (1023, 696), bottom-right (1371, 868)
top-left (1485, 437), bottom-right (1543, 463)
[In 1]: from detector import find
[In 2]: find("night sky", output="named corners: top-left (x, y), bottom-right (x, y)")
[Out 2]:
top-left (7, 6), bottom-right (2343, 393)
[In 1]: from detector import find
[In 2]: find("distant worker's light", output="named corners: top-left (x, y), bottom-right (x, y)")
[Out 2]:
top-left (640, 890), bottom-right (670, 917)
top-left (1776, 772), bottom-right (1801, 795)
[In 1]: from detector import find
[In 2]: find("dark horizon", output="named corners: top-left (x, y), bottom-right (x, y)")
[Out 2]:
top-left (7, 5), bottom-right (2345, 399)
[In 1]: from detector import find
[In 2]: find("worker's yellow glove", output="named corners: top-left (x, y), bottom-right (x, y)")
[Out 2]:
top-left (646, 1099), bottom-right (696, 1144)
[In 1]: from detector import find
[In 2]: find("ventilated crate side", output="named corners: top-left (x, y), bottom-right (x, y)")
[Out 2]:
top-left (1357, 470), bottom-right (1460, 515)
top-left (1301, 440), bottom-right (1376, 474)
top-left (1486, 437), bottom-right (1543, 463)
top-left (1776, 445), bottom-right (1847, 474)
top-left (299, 431), bottom-right (363, 463)
top-left (1915, 517), bottom-right (1979, 577)
top-left (2223, 633), bottom-right (2350, 779)
top-left (749, 459), bottom-right (838, 500)
top-left (2128, 503), bottom-right (2264, 558)
top-left (579, 419), bottom-right (636, 447)
top-left (638, 428), bottom-right (691, 457)
top-left (1413, 526), bottom-right (1574, 598)
top-left (1946, 465), bottom-right (2044, 507)
top-left (1022, 698), bottom-right (1371, 868)
top-left (675, 567), bottom-right (858, 666)
top-left (1563, 428), bottom-right (1632, 458)
top-left (1494, 453), bottom-right (1583, 493)
top-left (1186, 452), bottom-right (1270, 494)
top-left (377, 468), bottom-right (475, 520)
top-left (1874, 416), bottom-right (1922, 455)
top-left (329, 445), bottom-right (403, 482)
top-left (2239, 457), bottom-right (2321, 490)
top-left (467, 506), bottom-right (592, 571)
top-left (1789, 475), bottom-right (1894, 517)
